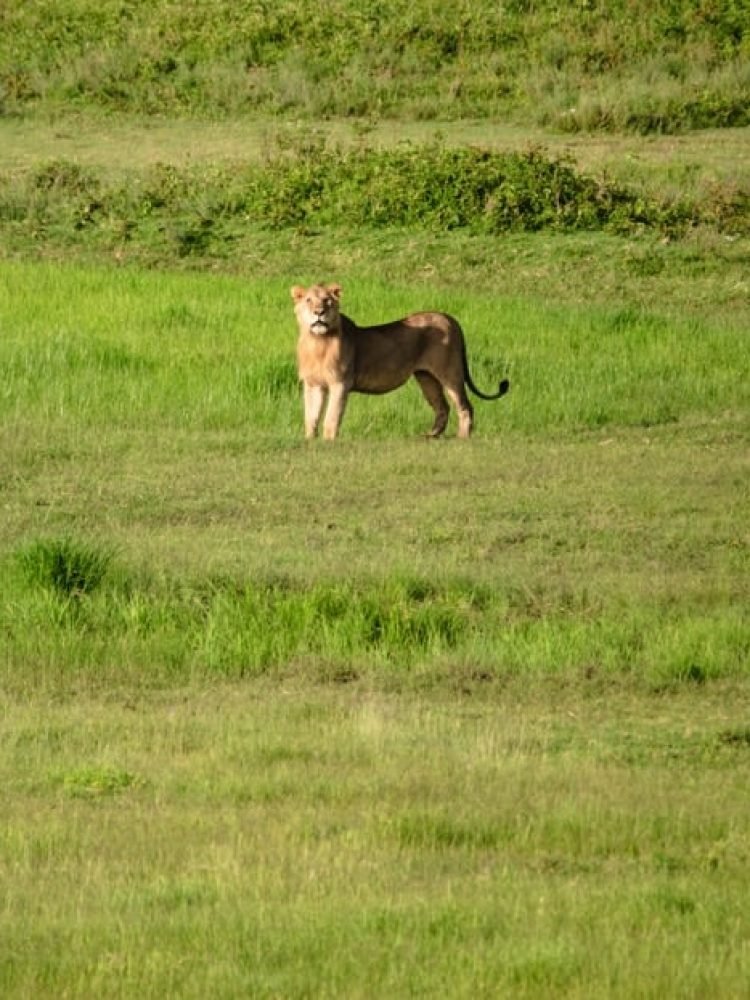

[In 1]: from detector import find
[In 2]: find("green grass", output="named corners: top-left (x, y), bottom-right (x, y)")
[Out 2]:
top-left (16, 536), bottom-right (114, 596)
top-left (2, 260), bottom-right (748, 435)
top-left (2, 259), bottom-right (748, 700)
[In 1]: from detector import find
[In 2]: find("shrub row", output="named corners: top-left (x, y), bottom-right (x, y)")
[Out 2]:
top-left (2, 144), bottom-right (735, 251)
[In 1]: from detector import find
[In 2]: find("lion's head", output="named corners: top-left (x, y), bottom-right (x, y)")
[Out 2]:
top-left (291, 283), bottom-right (342, 337)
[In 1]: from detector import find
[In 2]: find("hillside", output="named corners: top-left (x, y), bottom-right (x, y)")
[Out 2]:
top-left (2, 0), bottom-right (748, 130)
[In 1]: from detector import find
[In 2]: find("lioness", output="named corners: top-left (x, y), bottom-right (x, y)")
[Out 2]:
top-left (292, 283), bottom-right (509, 440)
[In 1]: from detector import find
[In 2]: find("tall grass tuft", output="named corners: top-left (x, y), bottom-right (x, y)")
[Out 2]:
top-left (16, 537), bottom-right (113, 597)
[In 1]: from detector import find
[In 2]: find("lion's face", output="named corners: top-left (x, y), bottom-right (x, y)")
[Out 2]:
top-left (291, 283), bottom-right (342, 336)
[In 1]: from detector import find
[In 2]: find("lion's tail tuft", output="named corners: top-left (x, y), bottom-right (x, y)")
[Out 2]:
top-left (463, 337), bottom-right (511, 401)
top-left (468, 376), bottom-right (510, 401)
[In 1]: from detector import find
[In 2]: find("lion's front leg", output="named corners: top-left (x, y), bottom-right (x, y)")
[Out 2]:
top-left (303, 383), bottom-right (327, 439)
top-left (323, 381), bottom-right (350, 441)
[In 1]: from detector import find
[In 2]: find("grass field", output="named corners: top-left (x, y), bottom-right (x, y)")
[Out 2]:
top-left (2, 246), bottom-right (749, 995)
top-left (2, 2), bottom-right (750, 991)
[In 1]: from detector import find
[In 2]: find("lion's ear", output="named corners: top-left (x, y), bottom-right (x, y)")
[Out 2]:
top-left (291, 286), bottom-right (306, 302)
top-left (327, 283), bottom-right (342, 301)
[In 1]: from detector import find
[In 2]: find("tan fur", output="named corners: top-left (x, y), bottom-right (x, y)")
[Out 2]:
top-left (291, 283), bottom-right (509, 440)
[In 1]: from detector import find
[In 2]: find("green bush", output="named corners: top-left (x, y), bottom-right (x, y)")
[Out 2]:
top-left (0, 145), bottom-right (709, 248)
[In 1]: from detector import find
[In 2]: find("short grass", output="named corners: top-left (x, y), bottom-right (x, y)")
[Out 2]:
top-left (2, 117), bottom-right (747, 195)
top-left (3, 683), bottom-right (750, 998)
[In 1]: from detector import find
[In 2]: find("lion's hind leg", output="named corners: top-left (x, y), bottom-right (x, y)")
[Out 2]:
top-left (415, 372), bottom-right (450, 438)
top-left (445, 384), bottom-right (474, 438)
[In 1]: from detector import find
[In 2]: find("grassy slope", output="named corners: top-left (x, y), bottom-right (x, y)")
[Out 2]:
top-left (2, 0), bottom-right (748, 128)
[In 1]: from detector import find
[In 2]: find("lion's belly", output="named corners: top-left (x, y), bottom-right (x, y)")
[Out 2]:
top-left (353, 368), bottom-right (412, 394)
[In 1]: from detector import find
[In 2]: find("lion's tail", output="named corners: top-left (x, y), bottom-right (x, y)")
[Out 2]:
top-left (462, 339), bottom-right (510, 401)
